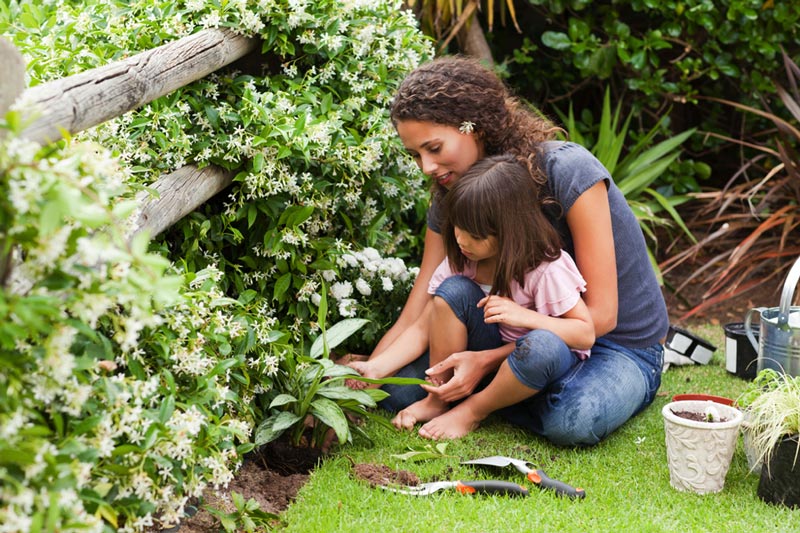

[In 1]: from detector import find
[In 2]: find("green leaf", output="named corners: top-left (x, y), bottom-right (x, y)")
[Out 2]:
top-left (317, 385), bottom-right (376, 406)
top-left (391, 443), bottom-right (457, 462)
top-left (254, 411), bottom-right (303, 445)
top-left (273, 272), bottom-right (292, 301)
top-left (309, 318), bottom-right (369, 358)
top-left (310, 398), bottom-right (349, 444)
top-left (541, 31), bottom-right (573, 51)
top-left (269, 393), bottom-right (298, 408)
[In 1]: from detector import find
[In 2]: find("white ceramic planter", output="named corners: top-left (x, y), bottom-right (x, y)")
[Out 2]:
top-left (662, 400), bottom-right (744, 494)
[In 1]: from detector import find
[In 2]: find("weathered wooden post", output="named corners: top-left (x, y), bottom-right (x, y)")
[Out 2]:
top-left (0, 37), bottom-right (26, 287)
top-left (16, 28), bottom-right (258, 240)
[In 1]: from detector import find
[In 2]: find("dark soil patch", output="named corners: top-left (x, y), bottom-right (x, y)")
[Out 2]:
top-left (156, 438), bottom-right (322, 532)
top-left (670, 409), bottom-right (730, 423)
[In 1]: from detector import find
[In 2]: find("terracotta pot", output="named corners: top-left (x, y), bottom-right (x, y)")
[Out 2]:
top-left (671, 394), bottom-right (733, 406)
top-left (662, 400), bottom-right (744, 494)
top-left (757, 435), bottom-right (800, 508)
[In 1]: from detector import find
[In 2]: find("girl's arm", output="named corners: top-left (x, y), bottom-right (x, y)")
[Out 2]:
top-left (565, 181), bottom-right (618, 336)
top-left (369, 228), bottom-right (446, 355)
top-left (480, 296), bottom-right (595, 350)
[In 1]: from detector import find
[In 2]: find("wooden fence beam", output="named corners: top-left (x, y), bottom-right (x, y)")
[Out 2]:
top-left (1, 37), bottom-right (27, 287)
top-left (20, 28), bottom-right (259, 145)
top-left (131, 164), bottom-right (234, 239)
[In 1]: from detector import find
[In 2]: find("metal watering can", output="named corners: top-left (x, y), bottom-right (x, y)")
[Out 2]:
top-left (744, 255), bottom-right (800, 377)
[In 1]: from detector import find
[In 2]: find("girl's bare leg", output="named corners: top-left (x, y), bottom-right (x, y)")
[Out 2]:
top-left (418, 361), bottom-right (538, 440)
top-left (392, 296), bottom-right (467, 430)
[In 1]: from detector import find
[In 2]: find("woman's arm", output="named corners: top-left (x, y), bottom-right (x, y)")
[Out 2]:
top-left (369, 228), bottom-right (446, 355)
top-left (566, 181), bottom-right (618, 336)
top-left (480, 295), bottom-right (595, 350)
top-left (362, 298), bottom-right (433, 378)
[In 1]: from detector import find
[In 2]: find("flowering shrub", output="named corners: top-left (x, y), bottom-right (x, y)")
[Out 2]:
top-left (1, 0), bottom-right (431, 530)
top-left (323, 247), bottom-right (419, 352)
top-left (3, 0), bottom-right (432, 342)
top-left (0, 122), bottom-right (271, 529)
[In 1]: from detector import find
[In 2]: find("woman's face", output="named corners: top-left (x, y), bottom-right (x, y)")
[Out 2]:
top-left (395, 120), bottom-right (484, 189)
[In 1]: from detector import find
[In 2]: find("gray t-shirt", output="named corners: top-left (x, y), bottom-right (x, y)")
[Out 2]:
top-left (427, 141), bottom-right (669, 348)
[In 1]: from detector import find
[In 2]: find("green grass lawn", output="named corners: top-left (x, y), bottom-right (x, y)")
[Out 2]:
top-left (278, 324), bottom-right (800, 532)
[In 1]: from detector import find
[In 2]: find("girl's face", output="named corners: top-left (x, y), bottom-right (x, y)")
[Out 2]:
top-left (395, 120), bottom-right (484, 189)
top-left (453, 226), bottom-right (498, 262)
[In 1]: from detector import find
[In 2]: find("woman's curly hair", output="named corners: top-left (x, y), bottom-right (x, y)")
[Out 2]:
top-left (390, 55), bottom-right (561, 202)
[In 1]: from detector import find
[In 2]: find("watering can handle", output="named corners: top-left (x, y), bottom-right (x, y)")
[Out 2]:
top-left (778, 255), bottom-right (800, 325)
top-left (744, 307), bottom-right (763, 353)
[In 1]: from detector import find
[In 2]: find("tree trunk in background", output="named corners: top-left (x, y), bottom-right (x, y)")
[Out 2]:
top-left (457, 16), bottom-right (493, 65)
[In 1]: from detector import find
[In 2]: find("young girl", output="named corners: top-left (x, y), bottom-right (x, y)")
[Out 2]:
top-left (396, 155), bottom-right (594, 438)
top-left (350, 55), bottom-right (667, 446)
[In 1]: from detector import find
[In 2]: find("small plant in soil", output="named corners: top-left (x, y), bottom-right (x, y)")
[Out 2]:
top-left (205, 492), bottom-right (277, 533)
top-left (670, 403), bottom-right (730, 423)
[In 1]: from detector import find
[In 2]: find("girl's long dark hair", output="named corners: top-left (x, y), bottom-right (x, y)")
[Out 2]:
top-left (442, 154), bottom-right (562, 297)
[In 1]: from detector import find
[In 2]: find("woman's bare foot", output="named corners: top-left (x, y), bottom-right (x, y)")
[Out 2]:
top-left (418, 402), bottom-right (483, 440)
top-left (391, 394), bottom-right (450, 430)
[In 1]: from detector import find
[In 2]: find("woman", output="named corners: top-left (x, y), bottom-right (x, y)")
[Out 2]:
top-left (359, 55), bottom-right (667, 446)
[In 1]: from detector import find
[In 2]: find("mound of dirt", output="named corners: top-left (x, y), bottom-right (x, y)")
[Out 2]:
top-left (351, 462), bottom-right (420, 488)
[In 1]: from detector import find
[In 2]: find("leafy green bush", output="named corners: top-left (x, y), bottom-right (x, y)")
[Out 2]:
top-left (517, 0), bottom-right (800, 109)
top-left (0, 121), bottom-right (261, 530)
top-left (1, 0), bottom-right (432, 530)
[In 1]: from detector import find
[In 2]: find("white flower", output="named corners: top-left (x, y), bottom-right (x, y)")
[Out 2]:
top-left (355, 278), bottom-right (372, 296)
top-left (459, 121), bottom-right (475, 134)
top-left (330, 281), bottom-right (353, 300)
top-left (338, 298), bottom-right (357, 318)
top-left (703, 403), bottom-right (721, 422)
top-left (381, 276), bottom-right (394, 291)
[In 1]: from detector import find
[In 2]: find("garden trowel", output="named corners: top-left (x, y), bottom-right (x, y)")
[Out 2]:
top-left (462, 456), bottom-right (586, 499)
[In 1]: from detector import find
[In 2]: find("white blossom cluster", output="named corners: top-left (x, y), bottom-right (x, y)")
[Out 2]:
top-left (326, 247), bottom-right (418, 319)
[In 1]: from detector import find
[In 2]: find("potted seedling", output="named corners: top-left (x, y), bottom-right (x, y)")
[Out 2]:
top-left (662, 399), bottom-right (744, 494)
top-left (738, 369), bottom-right (800, 508)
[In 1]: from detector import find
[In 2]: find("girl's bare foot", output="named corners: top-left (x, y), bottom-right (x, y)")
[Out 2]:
top-left (418, 402), bottom-right (483, 440)
top-left (391, 394), bottom-right (450, 430)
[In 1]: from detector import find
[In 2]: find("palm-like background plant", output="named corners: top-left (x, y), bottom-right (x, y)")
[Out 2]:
top-left (557, 89), bottom-right (699, 283)
top-left (660, 49), bottom-right (800, 318)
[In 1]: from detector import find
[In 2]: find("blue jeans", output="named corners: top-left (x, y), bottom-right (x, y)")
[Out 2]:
top-left (379, 276), bottom-right (664, 447)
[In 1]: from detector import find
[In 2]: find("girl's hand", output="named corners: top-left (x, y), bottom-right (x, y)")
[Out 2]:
top-left (478, 295), bottom-right (534, 328)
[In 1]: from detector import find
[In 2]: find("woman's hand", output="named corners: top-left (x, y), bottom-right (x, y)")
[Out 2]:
top-left (421, 350), bottom-right (488, 403)
top-left (478, 295), bottom-right (534, 328)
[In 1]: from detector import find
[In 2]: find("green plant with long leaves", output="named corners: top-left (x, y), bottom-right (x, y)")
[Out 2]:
top-left (739, 369), bottom-right (800, 468)
top-left (254, 285), bottom-right (425, 449)
top-left (557, 89), bottom-right (701, 282)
